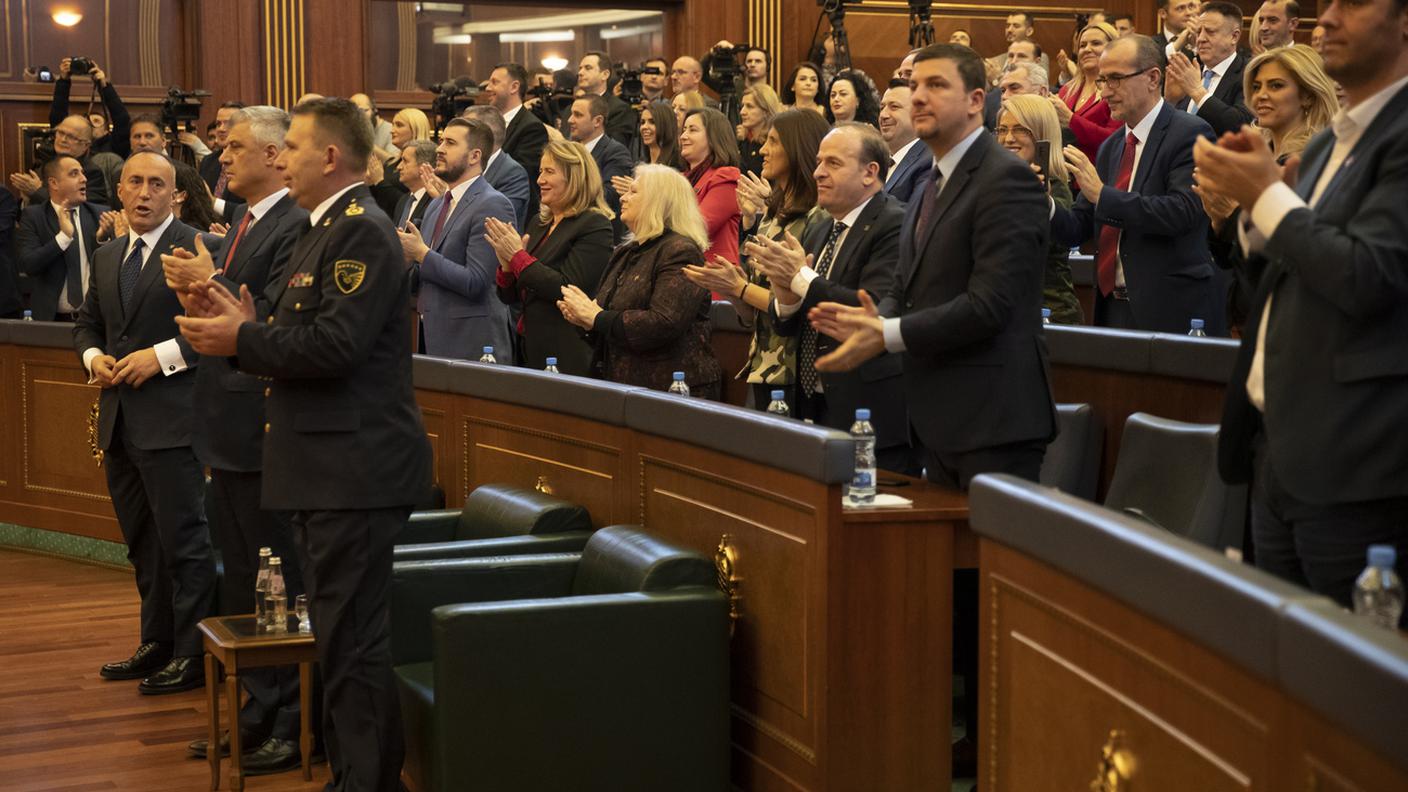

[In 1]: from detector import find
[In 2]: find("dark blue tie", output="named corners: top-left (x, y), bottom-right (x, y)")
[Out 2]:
top-left (64, 209), bottom-right (83, 307)
top-left (119, 238), bottom-right (145, 314)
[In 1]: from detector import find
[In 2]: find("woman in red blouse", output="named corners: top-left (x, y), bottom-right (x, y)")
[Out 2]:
top-left (1052, 22), bottom-right (1122, 163)
top-left (678, 108), bottom-right (741, 270)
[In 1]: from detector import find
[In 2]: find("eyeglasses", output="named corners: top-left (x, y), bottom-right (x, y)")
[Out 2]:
top-left (54, 129), bottom-right (90, 143)
top-left (994, 124), bottom-right (1034, 139)
top-left (1094, 67), bottom-right (1154, 90)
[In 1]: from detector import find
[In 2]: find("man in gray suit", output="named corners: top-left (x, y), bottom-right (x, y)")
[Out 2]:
top-left (397, 117), bottom-right (516, 360)
top-left (462, 105), bottom-right (531, 229)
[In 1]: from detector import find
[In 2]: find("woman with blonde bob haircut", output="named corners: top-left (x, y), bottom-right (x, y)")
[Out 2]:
top-left (372, 107), bottom-right (433, 215)
top-left (1241, 44), bottom-right (1339, 161)
top-left (737, 83), bottom-right (783, 175)
top-left (557, 164), bottom-right (721, 397)
top-left (997, 94), bottom-right (1083, 324)
top-left (488, 139), bottom-right (615, 375)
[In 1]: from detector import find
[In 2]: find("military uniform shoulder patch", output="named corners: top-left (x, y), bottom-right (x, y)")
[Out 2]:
top-left (344, 201), bottom-right (365, 217)
top-left (334, 260), bottom-right (367, 294)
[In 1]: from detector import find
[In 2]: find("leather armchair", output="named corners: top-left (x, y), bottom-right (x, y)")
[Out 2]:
top-left (391, 526), bottom-right (730, 792)
top-left (394, 483), bottom-right (594, 561)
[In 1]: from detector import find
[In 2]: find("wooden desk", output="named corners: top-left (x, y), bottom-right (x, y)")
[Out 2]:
top-left (198, 616), bottom-right (318, 792)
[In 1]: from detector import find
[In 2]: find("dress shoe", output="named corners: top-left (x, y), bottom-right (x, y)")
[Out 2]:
top-left (188, 729), bottom-right (264, 759)
top-left (100, 642), bottom-right (171, 680)
top-left (241, 737), bottom-right (302, 776)
top-left (138, 656), bottom-right (204, 695)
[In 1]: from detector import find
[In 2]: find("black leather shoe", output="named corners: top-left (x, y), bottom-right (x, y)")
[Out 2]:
top-left (241, 737), bottom-right (301, 776)
top-left (187, 729), bottom-right (264, 759)
top-left (138, 656), bottom-right (204, 695)
top-left (100, 642), bottom-right (171, 680)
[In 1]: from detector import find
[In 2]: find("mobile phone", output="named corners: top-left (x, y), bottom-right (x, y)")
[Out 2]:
top-left (1035, 139), bottom-right (1052, 170)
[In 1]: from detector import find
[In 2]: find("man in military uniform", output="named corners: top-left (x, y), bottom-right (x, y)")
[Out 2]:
top-left (177, 97), bottom-right (431, 792)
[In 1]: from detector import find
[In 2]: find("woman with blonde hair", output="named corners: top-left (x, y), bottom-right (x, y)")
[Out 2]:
top-left (372, 107), bottom-right (432, 216)
top-left (1243, 44), bottom-right (1338, 160)
top-left (671, 90), bottom-right (706, 129)
top-left (1052, 22), bottom-right (1122, 163)
top-left (487, 139), bottom-right (615, 375)
top-left (737, 83), bottom-right (782, 176)
top-left (998, 95), bottom-right (1083, 324)
top-left (557, 164), bottom-right (721, 398)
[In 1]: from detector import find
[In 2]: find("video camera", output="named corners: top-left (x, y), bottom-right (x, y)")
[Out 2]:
top-left (707, 43), bottom-right (754, 124)
top-left (618, 64), bottom-right (662, 107)
top-left (429, 77), bottom-right (481, 133)
top-left (160, 87), bottom-right (211, 135)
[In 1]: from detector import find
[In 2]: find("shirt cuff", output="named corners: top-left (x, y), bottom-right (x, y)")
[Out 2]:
top-left (775, 295), bottom-right (804, 319)
top-left (509, 249), bottom-right (537, 278)
top-left (494, 266), bottom-right (515, 290)
top-left (55, 230), bottom-right (73, 250)
top-left (1249, 181), bottom-right (1304, 242)
top-left (882, 317), bottom-right (906, 353)
top-left (213, 198), bottom-right (227, 215)
top-left (81, 347), bottom-right (102, 380)
top-left (788, 266), bottom-right (818, 299)
top-left (154, 339), bottom-right (189, 376)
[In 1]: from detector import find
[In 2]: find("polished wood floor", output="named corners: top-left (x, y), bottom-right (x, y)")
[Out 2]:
top-left (0, 549), bottom-right (330, 791)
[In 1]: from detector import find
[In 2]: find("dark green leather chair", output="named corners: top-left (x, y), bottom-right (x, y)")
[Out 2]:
top-left (390, 525), bottom-right (730, 792)
top-left (394, 483), bottom-right (594, 561)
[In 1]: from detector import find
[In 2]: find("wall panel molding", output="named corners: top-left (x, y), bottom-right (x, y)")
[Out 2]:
top-left (263, 0), bottom-right (306, 108)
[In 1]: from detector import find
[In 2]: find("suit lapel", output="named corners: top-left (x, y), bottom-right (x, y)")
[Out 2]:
top-left (433, 179), bottom-right (482, 252)
top-left (914, 135), bottom-right (985, 260)
top-left (828, 195), bottom-right (882, 282)
top-left (1131, 106), bottom-right (1171, 194)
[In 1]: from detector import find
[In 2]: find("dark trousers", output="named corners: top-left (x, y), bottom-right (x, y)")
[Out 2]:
top-left (210, 468), bottom-right (305, 740)
top-left (104, 420), bottom-right (215, 657)
top-left (1252, 458), bottom-right (1408, 626)
top-left (1094, 291), bottom-right (1138, 331)
top-left (924, 438), bottom-right (1047, 739)
top-left (294, 506), bottom-right (409, 792)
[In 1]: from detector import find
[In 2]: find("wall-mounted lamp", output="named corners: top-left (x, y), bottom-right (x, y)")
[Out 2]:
top-left (52, 9), bottom-right (83, 27)
top-left (541, 56), bottom-right (568, 71)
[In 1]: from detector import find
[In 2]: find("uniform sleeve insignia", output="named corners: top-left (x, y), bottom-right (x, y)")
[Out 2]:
top-left (287, 272), bottom-right (315, 288)
top-left (344, 201), bottom-right (365, 217)
top-left (334, 260), bottom-right (367, 294)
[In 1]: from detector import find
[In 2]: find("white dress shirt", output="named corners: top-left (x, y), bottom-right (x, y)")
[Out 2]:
top-left (885, 139), bottom-right (922, 187)
top-left (582, 134), bottom-right (603, 154)
top-left (502, 103), bottom-right (523, 128)
top-left (1114, 99), bottom-right (1165, 289)
top-left (81, 212), bottom-right (189, 378)
top-left (774, 194), bottom-right (877, 319)
top-left (52, 202), bottom-right (91, 313)
top-left (309, 181), bottom-right (363, 227)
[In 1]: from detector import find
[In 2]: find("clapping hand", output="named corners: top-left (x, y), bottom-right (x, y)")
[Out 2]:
top-left (161, 234), bottom-right (218, 292)
top-left (208, 222), bottom-right (230, 237)
top-left (484, 216), bottom-right (527, 271)
top-left (742, 232), bottom-right (809, 302)
top-left (682, 254), bottom-right (747, 297)
top-left (1165, 53), bottom-right (1204, 104)
top-left (735, 171), bottom-right (772, 221)
top-left (1192, 127), bottom-right (1297, 212)
top-left (557, 284), bottom-right (602, 329)
top-left (9, 169), bottom-right (40, 197)
top-left (808, 290), bottom-right (885, 372)
top-left (174, 279), bottom-right (257, 356)
top-left (396, 221), bottom-right (429, 264)
top-left (610, 175), bottom-right (636, 199)
top-left (420, 163), bottom-right (449, 199)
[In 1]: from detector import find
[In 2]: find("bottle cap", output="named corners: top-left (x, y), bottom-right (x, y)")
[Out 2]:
top-left (673, 371), bottom-right (685, 380)
top-left (771, 390), bottom-right (784, 400)
top-left (855, 408), bottom-right (871, 420)
top-left (1368, 544), bottom-right (1396, 569)
top-left (1041, 308), bottom-right (1051, 317)
top-left (546, 357), bottom-right (557, 365)
top-left (1190, 318), bottom-right (1205, 329)
top-left (259, 547), bottom-right (272, 556)
top-left (483, 346), bottom-right (494, 353)
top-left (269, 556), bottom-right (281, 565)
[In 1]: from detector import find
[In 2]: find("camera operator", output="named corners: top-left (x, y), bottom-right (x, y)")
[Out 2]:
top-left (9, 114), bottom-right (111, 207)
top-left (50, 57), bottom-right (131, 158)
top-left (526, 69), bottom-right (577, 136)
top-left (577, 51), bottom-right (637, 149)
top-left (640, 57), bottom-right (670, 104)
top-left (703, 42), bottom-right (770, 95)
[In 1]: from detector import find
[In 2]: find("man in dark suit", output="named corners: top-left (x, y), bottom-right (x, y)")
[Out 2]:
top-left (757, 123), bottom-right (913, 473)
top-left (397, 117), bottom-right (517, 360)
top-left (806, 44), bottom-right (1056, 772)
top-left (569, 95), bottom-right (633, 238)
top-left (1051, 35), bottom-right (1222, 335)
top-left (1166, 2), bottom-right (1255, 137)
top-left (197, 101), bottom-right (246, 201)
top-left (177, 97), bottom-right (432, 792)
top-left (72, 150), bottom-right (216, 695)
top-left (1154, 0), bottom-right (1201, 61)
top-left (1195, 0), bottom-right (1408, 620)
top-left (160, 105), bottom-right (310, 774)
top-left (489, 62), bottom-right (550, 221)
top-left (879, 83), bottom-right (930, 204)
top-left (0, 190), bottom-right (19, 319)
top-left (16, 156), bottom-right (110, 321)
top-left (391, 140), bottom-right (436, 229)
top-left (577, 51), bottom-right (638, 149)
top-left (463, 105), bottom-right (532, 229)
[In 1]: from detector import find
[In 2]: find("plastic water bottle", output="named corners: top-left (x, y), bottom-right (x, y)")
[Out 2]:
top-left (478, 346), bottom-right (496, 364)
top-left (1353, 545), bottom-right (1404, 630)
top-left (1041, 307), bottom-right (1052, 325)
top-left (1188, 318), bottom-right (1207, 337)
top-left (544, 357), bottom-right (559, 374)
top-left (668, 371), bottom-right (690, 397)
top-left (849, 408), bottom-right (876, 504)
top-left (22, 310), bottom-right (34, 322)
top-left (266, 557), bottom-right (288, 633)
top-left (766, 389), bottom-right (789, 417)
top-left (254, 547), bottom-right (272, 627)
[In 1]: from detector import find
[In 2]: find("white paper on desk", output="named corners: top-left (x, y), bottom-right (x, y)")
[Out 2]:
top-left (842, 493), bottom-right (914, 509)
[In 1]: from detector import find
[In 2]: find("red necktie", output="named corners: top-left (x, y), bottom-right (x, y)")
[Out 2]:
top-left (219, 212), bottom-right (253, 274)
top-left (429, 196), bottom-right (455, 250)
top-left (1095, 131), bottom-right (1138, 296)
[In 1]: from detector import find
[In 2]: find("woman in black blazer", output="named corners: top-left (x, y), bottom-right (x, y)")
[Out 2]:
top-left (489, 139), bottom-right (615, 375)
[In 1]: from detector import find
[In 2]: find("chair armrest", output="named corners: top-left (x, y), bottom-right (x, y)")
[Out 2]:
top-left (390, 554), bottom-right (580, 665)
top-left (395, 509), bottom-right (463, 546)
top-left (427, 589), bottom-right (730, 791)
top-left (393, 531), bottom-right (593, 562)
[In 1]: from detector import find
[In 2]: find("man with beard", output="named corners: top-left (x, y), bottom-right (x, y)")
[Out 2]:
top-left (396, 117), bottom-right (516, 360)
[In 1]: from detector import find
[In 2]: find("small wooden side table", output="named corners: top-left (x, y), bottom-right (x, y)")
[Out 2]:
top-left (198, 615), bottom-right (318, 791)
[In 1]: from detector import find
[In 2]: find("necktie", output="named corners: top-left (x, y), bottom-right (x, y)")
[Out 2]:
top-left (1095, 131), bottom-right (1138, 295)
top-left (65, 209), bottom-right (83, 307)
top-left (1190, 68), bottom-right (1215, 113)
top-left (220, 212), bottom-right (253, 274)
top-left (799, 221), bottom-right (849, 396)
top-left (429, 196), bottom-right (455, 250)
top-left (119, 238), bottom-right (145, 314)
top-left (913, 164), bottom-right (944, 254)
top-left (213, 165), bottom-right (229, 199)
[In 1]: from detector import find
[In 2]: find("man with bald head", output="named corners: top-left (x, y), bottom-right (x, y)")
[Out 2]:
top-left (671, 54), bottom-right (720, 108)
top-left (74, 149), bottom-right (214, 696)
top-left (351, 92), bottom-right (394, 152)
top-left (10, 114), bottom-right (112, 206)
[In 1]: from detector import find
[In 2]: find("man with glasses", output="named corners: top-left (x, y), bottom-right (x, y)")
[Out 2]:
top-left (1049, 34), bottom-right (1222, 334)
top-left (10, 115), bottom-right (112, 207)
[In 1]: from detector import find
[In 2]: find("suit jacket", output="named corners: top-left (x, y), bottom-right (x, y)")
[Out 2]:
top-left (504, 106), bottom-right (550, 220)
top-left (27, 157), bottom-right (110, 209)
top-left (0, 190), bottom-right (19, 318)
top-left (602, 92), bottom-right (639, 149)
top-left (392, 190), bottom-right (430, 230)
top-left (485, 150), bottom-right (531, 230)
top-left (1176, 52), bottom-right (1255, 137)
top-left (879, 131), bottom-right (1056, 455)
top-left (417, 176), bottom-right (517, 359)
top-left (1050, 103), bottom-right (1223, 335)
top-left (198, 150), bottom-right (234, 200)
top-left (590, 135), bottom-right (635, 239)
top-left (495, 210), bottom-right (614, 375)
top-left (72, 218), bottom-right (201, 451)
top-left (773, 193), bottom-right (908, 449)
top-left (1219, 85), bottom-right (1408, 504)
top-left (233, 184), bottom-right (432, 511)
top-left (885, 141), bottom-right (931, 205)
top-left (191, 194), bottom-right (308, 473)
top-left (16, 200), bottom-right (108, 320)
